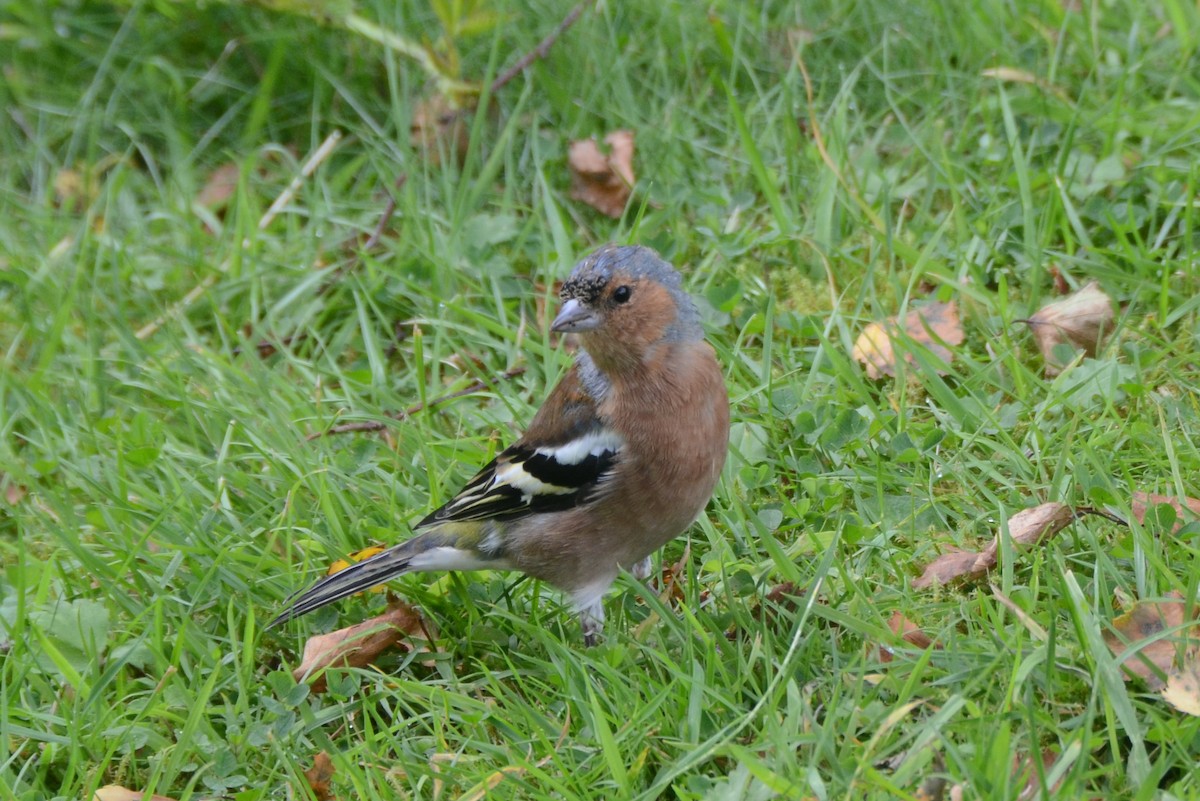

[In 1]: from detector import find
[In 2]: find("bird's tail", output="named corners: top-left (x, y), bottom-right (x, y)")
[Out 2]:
top-left (267, 538), bottom-right (425, 628)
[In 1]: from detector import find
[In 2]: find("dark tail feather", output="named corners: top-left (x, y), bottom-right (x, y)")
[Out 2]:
top-left (267, 544), bottom-right (417, 628)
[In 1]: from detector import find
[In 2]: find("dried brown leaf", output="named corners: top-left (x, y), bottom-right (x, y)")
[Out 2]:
top-left (1103, 591), bottom-right (1198, 689)
top-left (1013, 748), bottom-right (1063, 801)
top-left (195, 162), bottom-right (241, 210)
top-left (876, 611), bottom-right (940, 664)
top-left (1023, 281), bottom-right (1113, 375)
top-left (1048, 264), bottom-right (1070, 295)
top-left (889, 610), bottom-right (936, 649)
top-left (567, 130), bottom-right (635, 218)
top-left (852, 301), bottom-right (964, 379)
top-left (1162, 658), bottom-right (1200, 716)
top-left (973, 502), bottom-right (1074, 571)
top-left (93, 787), bottom-right (178, 801)
top-left (1131, 492), bottom-right (1200, 532)
top-left (765, 581), bottom-right (801, 605)
top-left (913, 548), bottom-right (986, 590)
top-left (304, 751), bottom-right (336, 801)
top-left (293, 601), bottom-right (426, 692)
top-left (915, 503), bottom-right (1075, 590)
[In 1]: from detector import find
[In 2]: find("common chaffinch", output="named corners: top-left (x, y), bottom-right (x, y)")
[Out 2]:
top-left (269, 245), bottom-right (729, 643)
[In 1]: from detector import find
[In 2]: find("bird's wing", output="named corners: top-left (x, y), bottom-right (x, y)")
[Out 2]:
top-left (416, 367), bottom-right (621, 527)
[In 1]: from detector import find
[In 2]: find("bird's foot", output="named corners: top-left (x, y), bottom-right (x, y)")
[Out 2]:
top-left (630, 556), bottom-right (653, 581)
top-left (578, 600), bottom-right (605, 646)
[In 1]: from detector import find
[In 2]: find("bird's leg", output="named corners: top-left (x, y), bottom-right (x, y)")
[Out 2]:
top-left (578, 600), bottom-right (605, 646)
top-left (630, 556), bottom-right (653, 581)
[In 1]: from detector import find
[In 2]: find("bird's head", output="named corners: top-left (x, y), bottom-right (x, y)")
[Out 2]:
top-left (552, 246), bottom-right (702, 371)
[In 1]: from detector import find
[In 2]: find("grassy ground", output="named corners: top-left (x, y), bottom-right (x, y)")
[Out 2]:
top-left (4, 0), bottom-right (1200, 798)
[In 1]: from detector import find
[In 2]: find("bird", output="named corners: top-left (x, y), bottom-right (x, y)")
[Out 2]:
top-left (268, 245), bottom-right (729, 643)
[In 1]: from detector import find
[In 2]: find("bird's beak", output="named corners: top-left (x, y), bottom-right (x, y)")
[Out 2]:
top-left (551, 298), bottom-right (600, 333)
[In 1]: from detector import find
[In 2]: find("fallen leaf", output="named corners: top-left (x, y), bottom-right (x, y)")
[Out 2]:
top-left (195, 162), bottom-right (241, 210)
top-left (1103, 591), bottom-right (1198, 689)
top-left (304, 751), bottom-right (336, 801)
top-left (914, 503), bottom-right (1074, 589)
top-left (1131, 492), bottom-right (1200, 532)
top-left (568, 130), bottom-right (635, 218)
top-left (657, 546), bottom-right (691, 604)
top-left (913, 548), bottom-right (985, 590)
top-left (765, 581), bottom-right (801, 605)
top-left (1048, 264), bottom-right (1070, 295)
top-left (875, 611), bottom-right (940, 664)
top-left (853, 301), bottom-right (964, 379)
top-left (93, 786), bottom-right (178, 801)
top-left (292, 600), bottom-right (427, 692)
top-left (1013, 748), bottom-right (1063, 801)
top-left (1022, 281), bottom-right (1113, 375)
top-left (889, 610), bottom-right (936, 649)
top-left (54, 167), bottom-right (100, 212)
top-left (972, 502), bottom-right (1075, 572)
top-left (1162, 659), bottom-right (1200, 716)
top-left (410, 94), bottom-right (470, 165)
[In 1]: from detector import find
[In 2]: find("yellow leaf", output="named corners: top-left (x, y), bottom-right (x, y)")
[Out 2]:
top-left (1163, 662), bottom-right (1200, 716)
top-left (852, 301), bottom-right (963, 379)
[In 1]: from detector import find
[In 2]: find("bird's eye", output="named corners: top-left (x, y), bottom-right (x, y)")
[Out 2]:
top-left (613, 285), bottom-right (632, 304)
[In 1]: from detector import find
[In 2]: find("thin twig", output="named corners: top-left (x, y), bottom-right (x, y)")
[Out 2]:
top-left (319, 173), bottom-right (408, 295)
top-left (363, 174), bottom-right (408, 251)
top-left (308, 366), bottom-right (527, 440)
top-left (136, 130), bottom-right (344, 341)
top-left (489, 0), bottom-right (596, 93)
top-left (1074, 506), bottom-right (1129, 526)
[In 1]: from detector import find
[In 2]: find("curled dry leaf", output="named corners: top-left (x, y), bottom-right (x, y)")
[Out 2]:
top-left (1103, 591), bottom-right (1198, 690)
top-left (1022, 281), bottom-right (1113, 375)
top-left (852, 301), bottom-right (964, 379)
top-left (1162, 659), bottom-right (1200, 716)
top-left (293, 600), bottom-right (427, 692)
top-left (1048, 264), bottom-right (1070, 295)
top-left (304, 751), bottom-right (336, 801)
top-left (93, 787), bottom-right (177, 801)
top-left (567, 130), bottom-right (635, 218)
top-left (1131, 492), bottom-right (1200, 532)
top-left (972, 502), bottom-right (1075, 571)
top-left (914, 502), bottom-right (1074, 590)
top-left (913, 548), bottom-right (985, 590)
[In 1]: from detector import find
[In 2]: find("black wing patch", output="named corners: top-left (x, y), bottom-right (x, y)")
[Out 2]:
top-left (416, 434), bottom-right (621, 528)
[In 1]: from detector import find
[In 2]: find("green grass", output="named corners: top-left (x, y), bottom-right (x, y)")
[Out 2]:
top-left (4, 0), bottom-right (1200, 798)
